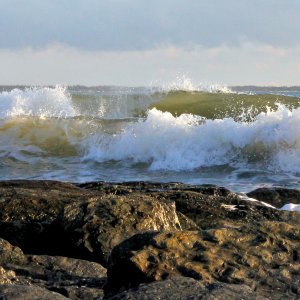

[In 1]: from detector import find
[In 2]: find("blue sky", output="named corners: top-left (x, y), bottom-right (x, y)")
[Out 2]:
top-left (1, 0), bottom-right (300, 86)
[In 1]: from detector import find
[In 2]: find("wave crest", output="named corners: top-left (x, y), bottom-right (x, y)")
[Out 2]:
top-left (0, 85), bottom-right (76, 119)
top-left (84, 106), bottom-right (300, 173)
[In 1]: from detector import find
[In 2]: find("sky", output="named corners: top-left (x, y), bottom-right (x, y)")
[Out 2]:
top-left (0, 0), bottom-right (300, 86)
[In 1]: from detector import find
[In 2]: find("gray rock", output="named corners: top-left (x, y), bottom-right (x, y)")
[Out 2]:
top-left (106, 277), bottom-right (268, 300)
top-left (0, 284), bottom-right (69, 300)
top-left (28, 255), bottom-right (107, 279)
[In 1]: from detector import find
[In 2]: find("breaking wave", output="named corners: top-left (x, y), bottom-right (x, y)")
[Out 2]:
top-left (1, 84), bottom-right (300, 187)
top-left (84, 106), bottom-right (300, 173)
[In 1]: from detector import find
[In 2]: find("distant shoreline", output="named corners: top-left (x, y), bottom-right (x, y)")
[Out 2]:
top-left (1, 84), bottom-right (300, 92)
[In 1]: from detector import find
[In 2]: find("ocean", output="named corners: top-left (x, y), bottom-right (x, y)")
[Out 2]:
top-left (1, 82), bottom-right (300, 192)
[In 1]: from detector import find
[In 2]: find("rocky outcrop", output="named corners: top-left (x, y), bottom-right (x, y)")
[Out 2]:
top-left (0, 180), bottom-right (299, 299)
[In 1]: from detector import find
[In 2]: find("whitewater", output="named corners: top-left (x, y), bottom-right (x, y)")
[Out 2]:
top-left (1, 83), bottom-right (300, 192)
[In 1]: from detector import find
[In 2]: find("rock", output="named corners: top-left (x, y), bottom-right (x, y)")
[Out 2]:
top-left (0, 180), bottom-right (299, 299)
top-left (27, 255), bottom-right (107, 279)
top-left (0, 180), bottom-right (91, 254)
top-left (247, 187), bottom-right (300, 208)
top-left (106, 225), bottom-right (300, 298)
top-left (58, 193), bottom-right (181, 265)
top-left (0, 267), bottom-right (17, 285)
top-left (81, 182), bottom-right (294, 229)
top-left (0, 180), bottom-right (86, 222)
top-left (50, 286), bottom-right (104, 300)
top-left (106, 276), bottom-right (268, 300)
top-left (0, 284), bottom-right (69, 299)
top-left (152, 187), bottom-right (286, 229)
top-left (0, 238), bottom-right (27, 265)
top-left (3, 255), bottom-right (106, 300)
top-left (7, 255), bottom-right (106, 294)
top-left (0, 237), bottom-right (106, 300)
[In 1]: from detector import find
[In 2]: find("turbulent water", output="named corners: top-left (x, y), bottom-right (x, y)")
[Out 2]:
top-left (1, 83), bottom-right (300, 192)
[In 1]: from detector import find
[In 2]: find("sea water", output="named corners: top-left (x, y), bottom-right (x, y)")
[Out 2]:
top-left (0, 82), bottom-right (300, 192)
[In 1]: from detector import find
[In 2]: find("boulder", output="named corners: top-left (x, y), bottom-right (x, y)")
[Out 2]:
top-left (58, 193), bottom-right (181, 265)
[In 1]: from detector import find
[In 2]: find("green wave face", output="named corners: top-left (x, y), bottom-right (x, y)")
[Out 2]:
top-left (150, 91), bottom-right (300, 120)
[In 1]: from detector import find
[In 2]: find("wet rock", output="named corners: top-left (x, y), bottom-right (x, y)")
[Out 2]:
top-left (106, 276), bottom-right (268, 300)
top-left (247, 187), bottom-right (300, 208)
top-left (0, 284), bottom-right (69, 299)
top-left (58, 193), bottom-right (181, 265)
top-left (106, 225), bottom-right (300, 298)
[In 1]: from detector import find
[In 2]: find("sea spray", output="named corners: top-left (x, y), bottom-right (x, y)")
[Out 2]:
top-left (0, 86), bottom-right (76, 118)
top-left (84, 106), bottom-right (300, 173)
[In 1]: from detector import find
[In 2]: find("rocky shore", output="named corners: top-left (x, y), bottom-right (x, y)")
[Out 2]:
top-left (0, 180), bottom-right (299, 299)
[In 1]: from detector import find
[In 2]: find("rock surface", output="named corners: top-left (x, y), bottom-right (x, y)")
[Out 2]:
top-left (107, 226), bottom-right (300, 298)
top-left (106, 276), bottom-right (268, 300)
top-left (247, 187), bottom-right (300, 208)
top-left (0, 180), bottom-right (299, 299)
top-left (0, 238), bottom-right (27, 266)
top-left (0, 237), bottom-right (106, 299)
top-left (58, 193), bottom-right (181, 265)
top-left (0, 284), bottom-right (69, 300)
top-left (0, 180), bottom-right (91, 254)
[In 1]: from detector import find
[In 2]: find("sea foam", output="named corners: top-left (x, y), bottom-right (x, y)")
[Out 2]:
top-left (0, 86), bottom-right (76, 119)
top-left (84, 106), bottom-right (300, 173)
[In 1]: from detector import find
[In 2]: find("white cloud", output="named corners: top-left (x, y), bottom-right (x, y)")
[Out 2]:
top-left (0, 42), bottom-right (299, 86)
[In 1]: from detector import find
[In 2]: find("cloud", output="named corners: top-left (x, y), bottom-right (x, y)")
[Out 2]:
top-left (1, 0), bottom-right (300, 51)
top-left (0, 42), bottom-right (299, 86)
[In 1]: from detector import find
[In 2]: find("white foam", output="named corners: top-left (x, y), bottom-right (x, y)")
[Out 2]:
top-left (238, 194), bottom-right (277, 209)
top-left (84, 105), bottom-right (300, 173)
top-left (0, 86), bottom-right (76, 118)
top-left (280, 203), bottom-right (300, 211)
